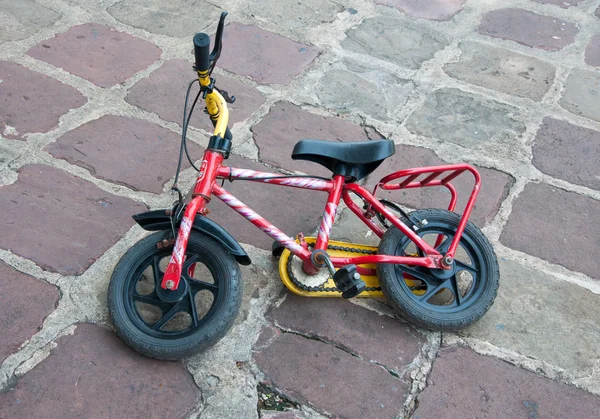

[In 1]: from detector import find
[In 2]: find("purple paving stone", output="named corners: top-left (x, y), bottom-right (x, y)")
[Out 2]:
top-left (375, 0), bottom-right (465, 21)
top-left (0, 61), bottom-right (86, 141)
top-left (530, 0), bottom-right (582, 7)
top-left (251, 101), bottom-right (367, 175)
top-left (27, 23), bottom-right (162, 87)
top-left (367, 145), bottom-right (513, 227)
top-left (218, 24), bottom-right (319, 85)
top-left (478, 8), bottom-right (578, 51)
top-left (0, 323), bottom-right (200, 418)
top-left (126, 59), bottom-right (264, 127)
top-left (0, 165), bottom-right (146, 275)
top-left (268, 294), bottom-right (424, 372)
top-left (45, 115), bottom-right (202, 193)
top-left (585, 34), bottom-right (600, 67)
top-left (532, 118), bottom-right (600, 191)
top-left (500, 183), bottom-right (600, 280)
top-left (0, 262), bottom-right (59, 363)
top-left (207, 154), bottom-right (326, 250)
top-left (415, 347), bottom-right (600, 418)
top-left (253, 331), bottom-right (408, 418)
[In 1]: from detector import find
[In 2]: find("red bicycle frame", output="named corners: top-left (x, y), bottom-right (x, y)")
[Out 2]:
top-left (161, 150), bottom-right (481, 291)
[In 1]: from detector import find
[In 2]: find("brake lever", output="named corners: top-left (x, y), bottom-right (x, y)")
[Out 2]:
top-left (219, 89), bottom-right (236, 104)
top-left (208, 11), bottom-right (228, 75)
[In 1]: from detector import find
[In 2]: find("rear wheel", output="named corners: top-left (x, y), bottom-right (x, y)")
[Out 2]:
top-left (108, 231), bottom-right (242, 359)
top-left (377, 209), bottom-right (499, 331)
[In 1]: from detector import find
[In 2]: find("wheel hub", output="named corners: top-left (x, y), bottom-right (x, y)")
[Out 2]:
top-left (156, 276), bottom-right (189, 303)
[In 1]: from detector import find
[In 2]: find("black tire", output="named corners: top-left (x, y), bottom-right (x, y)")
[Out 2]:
top-left (377, 209), bottom-right (499, 331)
top-left (108, 231), bottom-right (242, 360)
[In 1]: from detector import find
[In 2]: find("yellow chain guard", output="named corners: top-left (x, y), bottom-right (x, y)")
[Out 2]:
top-left (278, 237), bottom-right (424, 298)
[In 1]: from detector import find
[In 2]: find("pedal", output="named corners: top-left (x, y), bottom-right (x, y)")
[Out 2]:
top-left (333, 264), bottom-right (366, 299)
top-left (272, 241), bottom-right (285, 257)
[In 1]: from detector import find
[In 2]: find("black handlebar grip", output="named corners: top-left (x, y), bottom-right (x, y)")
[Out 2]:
top-left (193, 33), bottom-right (211, 73)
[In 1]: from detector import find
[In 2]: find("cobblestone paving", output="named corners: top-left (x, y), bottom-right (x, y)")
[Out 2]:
top-left (1, 0), bottom-right (599, 418)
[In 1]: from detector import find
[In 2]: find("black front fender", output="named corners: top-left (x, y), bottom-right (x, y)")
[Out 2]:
top-left (132, 210), bottom-right (251, 265)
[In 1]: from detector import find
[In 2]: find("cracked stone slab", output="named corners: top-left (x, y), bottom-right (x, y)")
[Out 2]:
top-left (108, 0), bottom-right (223, 38)
top-left (478, 8), bottom-right (578, 51)
top-left (585, 34), bottom-right (600, 67)
top-left (461, 258), bottom-right (600, 381)
top-left (0, 61), bottom-right (86, 141)
top-left (27, 23), bottom-right (162, 87)
top-left (45, 115), bottom-right (202, 193)
top-left (415, 346), bottom-right (600, 418)
top-left (253, 330), bottom-right (408, 418)
top-left (0, 261), bottom-right (59, 363)
top-left (531, 0), bottom-right (583, 7)
top-left (316, 67), bottom-right (414, 120)
top-left (375, 0), bottom-right (465, 21)
top-left (251, 101), bottom-right (368, 176)
top-left (126, 59), bottom-right (264, 127)
top-left (443, 41), bottom-right (556, 101)
top-left (366, 144), bottom-right (513, 227)
top-left (218, 23), bottom-right (319, 85)
top-left (500, 182), bottom-right (600, 280)
top-left (0, 0), bottom-right (61, 44)
top-left (268, 294), bottom-right (424, 373)
top-left (560, 68), bottom-right (600, 123)
top-left (532, 117), bottom-right (600, 191)
top-left (247, 0), bottom-right (343, 29)
top-left (207, 154), bottom-right (325, 250)
top-left (405, 88), bottom-right (526, 151)
top-left (341, 16), bottom-right (449, 69)
top-left (0, 323), bottom-right (201, 418)
top-left (0, 164), bottom-right (146, 276)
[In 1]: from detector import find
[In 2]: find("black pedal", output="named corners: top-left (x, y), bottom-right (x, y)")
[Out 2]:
top-left (333, 264), bottom-right (366, 299)
top-left (272, 241), bottom-right (285, 257)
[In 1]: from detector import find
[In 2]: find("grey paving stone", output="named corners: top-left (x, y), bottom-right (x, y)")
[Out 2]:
top-left (0, 0), bottom-right (61, 44)
top-left (405, 88), bottom-right (526, 148)
top-left (0, 165), bottom-right (146, 275)
top-left (107, 0), bottom-right (222, 38)
top-left (478, 8), bottom-right (578, 51)
top-left (207, 154), bottom-right (326, 250)
top-left (531, 0), bottom-right (583, 7)
top-left (316, 68), bottom-right (414, 120)
top-left (268, 294), bottom-right (425, 372)
top-left (126, 59), bottom-right (265, 127)
top-left (597, 6), bottom-right (600, 18)
top-left (0, 323), bottom-right (200, 418)
top-left (374, 0), bottom-right (465, 21)
top-left (559, 68), bottom-right (600, 122)
top-left (341, 16), bottom-right (449, 70)
top-left (443, 41), bottom-right (556, 101)
top-left (260, 411), bottom-right (302, 419)
top-left (218, 24), bottom-right (319, 85)
top-left (461, 258), bottom-right (600, 379)
top-left (247, 0), bottom-right (343, 29)
top-left (366, 144), bottom-right (513, 228)
top-left (27, 23), bottom-right (162, 87)
top-left (253, 331), bottom-right (408, 418)
top-left (532, 117), bottom-right (600, 191)
top-left (585, 34), bottom-right (600, 66)
top-left (251, 101), bottom-right (367, 176)
top-left (0, 262), bottom-right (59, 363)
top-left (0, 61), bottom-right (86, 141)
top-left (45, 115), bottom-right (202, 193)
top-left (415, 347), bottom-right (600, 418)
top-left (500, 182), bottom-right (600, 280)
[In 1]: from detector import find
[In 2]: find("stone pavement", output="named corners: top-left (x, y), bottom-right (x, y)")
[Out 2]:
top-left (1, 0), bottom-right (599, 417)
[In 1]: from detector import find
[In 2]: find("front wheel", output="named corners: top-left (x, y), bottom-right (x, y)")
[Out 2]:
top-left (377, 209), bottom-right (499, 331)
top-left (108, 231), bottom-right (242, 360)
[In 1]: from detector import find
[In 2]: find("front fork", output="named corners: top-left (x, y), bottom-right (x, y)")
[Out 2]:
top-left (161, 151), bottom-right (223, 290)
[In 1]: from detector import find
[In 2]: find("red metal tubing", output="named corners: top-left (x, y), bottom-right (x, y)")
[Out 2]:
top-left (341, 190), bottom-right (385, 238)
top-left (330, 254), bottom-right (439, 269)
top-left (216, 166), bottom-right (333, 192)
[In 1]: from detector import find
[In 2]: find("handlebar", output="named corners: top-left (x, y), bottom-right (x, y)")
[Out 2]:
top-left (193, 33), bottom-right (210, 74)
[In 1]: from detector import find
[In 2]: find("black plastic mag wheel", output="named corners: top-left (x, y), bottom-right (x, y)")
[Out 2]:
top-left (377, 209), bottom-right (499, 331)
top-left (108, 231), bottom-right (242, 360)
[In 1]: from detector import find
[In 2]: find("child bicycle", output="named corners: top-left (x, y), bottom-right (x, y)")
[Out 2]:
top-left (108, 12), bottom-right (499, 360)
